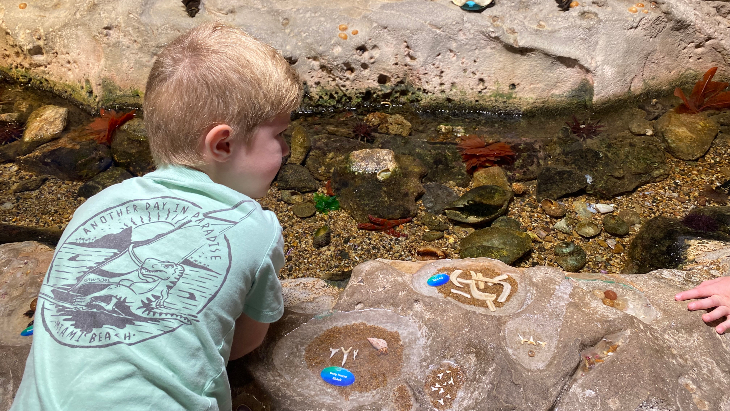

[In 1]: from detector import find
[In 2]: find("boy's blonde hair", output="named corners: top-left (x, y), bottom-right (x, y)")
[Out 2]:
top-left (143, 22), bottom-right (302, 166)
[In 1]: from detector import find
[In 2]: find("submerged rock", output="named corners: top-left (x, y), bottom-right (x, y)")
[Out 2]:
top-left (421, 183), bottom-right (460, 215)
top-left (275, 164), bottom-right (320, 193)
top-left (110, 119), bottom-right (155, 176)
top-left (332, 149), bottom-right (425, 223)
top-left (459, 226), bottom-right (532, 264)
top-left (287, 125), bottom-right (311, 165)
top-left (553, 241), bottom-right (587, 272)
top-left (77, 166), bottom-right (133, 198)
top-left (655, 111), bottom-right (719, 161)
top-left (22, 105), bottom-right (68, 145)
top-left (444, 185), bottom-right (513, 224)
top-left (17, 136), bottom-right (112, 181)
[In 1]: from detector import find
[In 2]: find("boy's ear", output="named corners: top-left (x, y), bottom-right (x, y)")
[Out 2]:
top-left (202, 124), bottom-right (234, 162)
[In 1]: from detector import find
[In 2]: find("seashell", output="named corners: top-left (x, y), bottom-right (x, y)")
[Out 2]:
top-left (628, 6), bottom-right (638, 12)
top-left (338, 24), bottom-right (348, 31)
top-left (417, 246), bottom-right (446, 261)
top-left (427, 273), bottom-right (450, 286)
top-left (19, 3), bottom-right (27, 9)
top-left (367, 337), bottom-right (388, 354)
top-left (540, 199), bottom-right (566, 218)
top-left (593, 203), bottom-right (615, 213)
top-left (528, 350), bottom-right (536, 357)
top-left (321, 366), bottom-right (355, 386)
top-left (30, 297), bottom-right (37, 311)
top-left (376, 169), bottom-right (392, 181)
top-left (604, 290), bottom-right (618, 300)
top-left (338, 32), bottom-right (348, 40)
top-left (351, 30), bottom-right (359, 35)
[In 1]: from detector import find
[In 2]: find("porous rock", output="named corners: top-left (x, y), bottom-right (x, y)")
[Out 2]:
top-left (241, 256), bottom-right (730, 410)
top-left (22, 105), bottom-right (68, 145)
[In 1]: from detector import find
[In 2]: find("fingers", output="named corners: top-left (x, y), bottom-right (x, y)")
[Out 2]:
top-left (678, 287), bottom-right (715, 303)
top-left (716, 318), bottom-right (730, 335)
top-left (687, 295), bottom-right (724, 311)
top-left (702, 305), bottom-right (730, 322)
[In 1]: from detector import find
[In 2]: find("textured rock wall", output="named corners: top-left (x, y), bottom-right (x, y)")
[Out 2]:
top-left (0, 0), bottom-right (728, 111)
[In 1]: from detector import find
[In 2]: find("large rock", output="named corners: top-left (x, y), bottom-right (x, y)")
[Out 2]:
top-left (624, 208), bottom-right (730, 273)
top-left (0, 0), bottom-right (727, 111)
top-left (444, 185), bottom-right (513, 224)
top-left (375, 136), bottom-right (470, 187)
top-left (110, 118), bottom-right (155, 176)
top-left (238, 257), bottom-right (730, 410)
top-left (21, 105), bottom-right (68, 145)
top-left (275, 164), bottom-right (321, 193)
top-left (16, 136), bottom-right (113, 181)
top-left (459, 226), bottom-right (532, 264)
top-left (655, 110), bottom-right (720, 160)
top-left (0, 242), bottom-right (54, 410)
top-left (331, 149), bottom-right (426, 222)
top-left (305, 135), bottom-right (371, 181)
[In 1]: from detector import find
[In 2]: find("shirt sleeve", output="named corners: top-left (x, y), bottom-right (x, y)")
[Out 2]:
top-left (242, 229), bottom-right (285, 323)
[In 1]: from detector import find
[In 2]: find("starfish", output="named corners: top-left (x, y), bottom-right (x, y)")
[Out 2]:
top-left (357, 215), bottom-right (412, 237)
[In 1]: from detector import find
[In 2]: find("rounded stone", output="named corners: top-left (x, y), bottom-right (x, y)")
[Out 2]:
top-left (422, 231), bottom-right (445, 242)
top-left (554, 241), bottom-right (587, 272)
top-left (618, 209), bottom-right (642, 226)
top-left (602, 215), bottom-right (630, 236)
top-left (576, 221), bottom-right (601, 238)
top-left (491, 216), bottom-right (522, 231)
top-left (553, 218), bottom-right (574, 234)
top-left (312, 225), bottom-right (332, 248)
top-left (604, 289), bottom-right (618, 300)
top-left (292, 202), bottom-right (317, 218)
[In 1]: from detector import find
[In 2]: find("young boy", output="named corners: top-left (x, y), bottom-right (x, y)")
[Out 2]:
top-left (11, 22), bottom-right (302, 410)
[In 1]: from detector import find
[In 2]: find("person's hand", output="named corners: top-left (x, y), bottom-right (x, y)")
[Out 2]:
top-left (675, 277), bottom-right (730, 334)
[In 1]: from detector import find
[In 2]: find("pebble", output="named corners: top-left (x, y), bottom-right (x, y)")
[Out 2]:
top-left (554, 241), bottom-right (587, 272)
top-left (313, 225), bottom-right (332, 248)
top-left (553, 218), bottom-right (574, 234)
top-left (604, 290), bottom-right (618, 300)
top-left (576, 221), bottom-right (601, 238)
top-left (1, 202), bottom-right (14, 210)
top-left (618, 209), bottom-right (642, 226)
top-left (427, 273), bottom-right (450, 286)
top-left (602, 215), bottom-right (630, 236)
top-left (292, 202), bottom-right (317, 218)
top-left (320, 366), bottom-right (355, 386)
top-left (573, 200), bottom-right (593, 220)
top-left (422, 231), bottom-right (445, 242)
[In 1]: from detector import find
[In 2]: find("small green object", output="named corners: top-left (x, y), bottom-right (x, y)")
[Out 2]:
top-left (313, 193), bottom-right (340, 213)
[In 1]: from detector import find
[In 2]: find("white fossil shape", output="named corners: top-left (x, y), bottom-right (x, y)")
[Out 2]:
top-left (496, 280), bottom-right (511, 303)
top-left (446, 394), bottom-right (451, 398)
top-left (341, 347), bottom-right (352, 366)
top-left (329, 348), bottom-right (339, 358)
top-left (353, 349), bottom-right (358, 360)
top-left (431, 386), bottom-right (439, 391)
top-left (367, 337), bottom-right (388, 354)
top-left (439, 388), bottom-right (444, 394)
top-left (435, 383), bottom-right (442, 388)
top-left (437, 373), bottom-right (443, 379)
top-left (450, 269), bottom-right (466, 287)
top-left (448, 377), bottom-right (454, 385)
top-left (450, 289), bottom-right (471, 298)
top-left (538, 341), bottom-right (546, 347)
top-left (446, 370), bottom-right (451, 373)
top-left (438, 399), bottom-right (444, 405)
top-left (468, 272), bottom-right (497, 311)
top-left (528, 337), bottom-right (537, 346)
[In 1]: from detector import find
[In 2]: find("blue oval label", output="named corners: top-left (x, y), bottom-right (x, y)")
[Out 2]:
top-left (427, 273), bottom-right (450, 287)
top-left (20, 325), bottom-right (33, 336)
top-left (320, 366), bottom-right (355, 386)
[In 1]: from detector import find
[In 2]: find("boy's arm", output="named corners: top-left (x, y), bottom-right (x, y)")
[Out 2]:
top-left (675, 276), bottom-right (730, 334)
top-left (229, 313), bottom-right (270, 360)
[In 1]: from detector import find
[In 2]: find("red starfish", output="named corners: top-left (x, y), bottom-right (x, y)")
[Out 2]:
top-left (357, 215), bottom-right (412, 237)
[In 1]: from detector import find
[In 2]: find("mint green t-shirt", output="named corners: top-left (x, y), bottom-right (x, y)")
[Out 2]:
top-left (11, 165), bottom-right (285, 411)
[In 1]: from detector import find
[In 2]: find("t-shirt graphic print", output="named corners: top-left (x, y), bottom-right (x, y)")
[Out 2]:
top-left (38, 196), bottom-right (253, 348)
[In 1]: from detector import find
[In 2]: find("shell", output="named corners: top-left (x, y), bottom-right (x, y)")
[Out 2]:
top-left (367, 337), bottom-right (388, 354)
top-left (416, 246), bottom-right (446, 260)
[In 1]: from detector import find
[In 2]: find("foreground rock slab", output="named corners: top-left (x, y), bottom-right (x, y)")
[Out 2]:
top-left (243, 257), bottom-right (730, 410)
